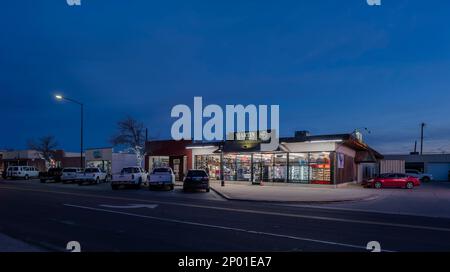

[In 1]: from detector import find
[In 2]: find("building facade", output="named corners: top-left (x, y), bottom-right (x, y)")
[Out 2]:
top-left (145, 140), bottom-right (193, 181)
top-left (1, 150), bottom-right (85, 172)
top-left (145, 132), bottom-right (382, 185)
top-left (384, 154), bottom-right (450, 181)
top-left (85, 147), bottom-right (139, 175)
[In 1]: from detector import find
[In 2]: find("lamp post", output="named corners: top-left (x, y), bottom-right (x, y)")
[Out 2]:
top-left (55, 95), bottom-right (84, 169)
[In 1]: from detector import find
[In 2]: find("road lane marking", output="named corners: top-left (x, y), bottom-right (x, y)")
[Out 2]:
top-left (100, 204), bottom-right (158, 209)
top-left (279, 204), bottom-right (450, 220)
top-left (2, 186), bottom-right (450, 233)
top-left (64, 204), bottom-right (395, 252)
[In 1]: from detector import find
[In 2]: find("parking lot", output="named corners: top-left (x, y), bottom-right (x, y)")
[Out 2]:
top-left (0, 177), bottom-right (225, 202)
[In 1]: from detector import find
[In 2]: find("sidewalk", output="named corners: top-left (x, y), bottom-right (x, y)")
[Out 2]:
top-left (210, 181), bottom-right (378, 203)
top-left (0, 233), bottom-right (44, 252)
top-left (210, 181), bottom-right (450, 219)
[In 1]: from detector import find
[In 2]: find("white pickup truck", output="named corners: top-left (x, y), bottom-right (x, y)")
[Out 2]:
top-left (148, 167), bottom-right (176, 190)
top-left (406, 169), bottom-right (433, 182)
top-left (78, 167), bottom-right (108, 185)
top-left (111, 167), bottom-right (148, 190)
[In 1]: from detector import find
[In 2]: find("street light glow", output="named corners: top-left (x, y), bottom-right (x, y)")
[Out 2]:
top-left (55, 95), bottom-right (63, 100)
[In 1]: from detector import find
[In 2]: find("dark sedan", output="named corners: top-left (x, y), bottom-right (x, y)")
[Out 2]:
top-left (183, 169), bottom-right (210, 192)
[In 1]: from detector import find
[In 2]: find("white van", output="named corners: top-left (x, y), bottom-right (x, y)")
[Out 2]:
top-left (6, 166), bottom-right (40, 180)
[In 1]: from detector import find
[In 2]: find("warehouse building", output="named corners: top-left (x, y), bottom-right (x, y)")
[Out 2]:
top-left (383, 154), bottom-right (450, 181)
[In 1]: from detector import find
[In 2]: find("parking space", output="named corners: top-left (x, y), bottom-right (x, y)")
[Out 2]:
top-left (0, 177), bottom-right (225, 202)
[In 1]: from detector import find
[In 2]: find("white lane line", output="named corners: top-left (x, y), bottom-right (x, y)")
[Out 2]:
top-left (3, 186), bottom-right (450, 233)
top-left (63, 204), bottom-right (395, 252)
top-left (100, 204), bottom-right (158, 209)
top-left (278, 204), bottom-right (450, 220)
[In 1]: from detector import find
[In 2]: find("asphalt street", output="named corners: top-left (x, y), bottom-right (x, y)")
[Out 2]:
top-left (1, 179), bottom-right (450, 252)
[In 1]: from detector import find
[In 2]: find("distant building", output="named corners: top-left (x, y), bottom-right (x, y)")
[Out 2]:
top-left (384, 154), bottom-right (450, 181)
top-left (1, 149), bottom-right (85, 172)
top-left (85, 147), bottom-right (140, 175)
top-left (1, 150), bottom-right (46, 172)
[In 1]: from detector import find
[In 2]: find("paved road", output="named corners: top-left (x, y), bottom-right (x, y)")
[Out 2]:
top-left (0, 179), bottom-right (450, 252)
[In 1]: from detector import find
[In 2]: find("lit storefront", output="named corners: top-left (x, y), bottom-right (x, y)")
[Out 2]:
top-left (145, 131), bottom-right (382, 185)
top-left (186, 131), bottom-right (382, 185)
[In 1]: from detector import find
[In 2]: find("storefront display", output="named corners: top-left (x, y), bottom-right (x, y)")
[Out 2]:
top-left (273, 154), bottom-right (287, 182)
top-left (289, 153), bottom-right (309, 183)
top-left (148, 156), bottom-right (170, 170)
top-left (223, 154), bottom-right (237, 181)
top-left (236, 155), bottom-right (251, 181)
top-left (195, 155), bottom-right (221, 180)
top-left (309, 153), bottom-right (331, 184)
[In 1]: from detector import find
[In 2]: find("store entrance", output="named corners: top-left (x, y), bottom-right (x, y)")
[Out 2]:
top-left (252, 161), bottom-right (261, 183)
top-left (169, 156), bottom-right (184, 181)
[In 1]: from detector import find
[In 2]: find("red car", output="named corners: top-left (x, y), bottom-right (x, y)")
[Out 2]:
top-left (367, 173), bottom-right (420, 189)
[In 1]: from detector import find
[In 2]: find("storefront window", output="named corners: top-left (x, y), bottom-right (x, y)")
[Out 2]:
top-left (252, 154), bottom-right (262, 182)
top-left (223, 154), bottom-right (237, 181)
top-left (261, 154), bottom-right (273, 182)
top-left (87, 160), bottom-right (111, 174)
top-left (289, 153), bottom-right (309, 183)
top-left (236, 155), bottom-right (251, 181)
top-left (309, 152), bottom-right (331, 184)
top-left (195, 155), bottom-right (221, 180)
top-left (148, 156), bottom-right (170, 171)
top-left (273, 154), bottom-right (287, 182)
top-left (214, 151), bottom-right (333, 184)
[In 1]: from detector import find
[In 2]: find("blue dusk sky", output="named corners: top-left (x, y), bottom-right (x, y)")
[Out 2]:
top-left (1, 0), bottom-right (450, 154)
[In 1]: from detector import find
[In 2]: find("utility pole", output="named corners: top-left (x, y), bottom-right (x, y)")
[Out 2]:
top-left (420, 123), bottom-right (426, 155)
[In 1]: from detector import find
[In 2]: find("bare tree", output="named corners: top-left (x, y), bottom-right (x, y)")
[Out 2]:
top-left (111, 116), bottom-right (146, 166)
top-left (27, 136), bottom-right (58, 169)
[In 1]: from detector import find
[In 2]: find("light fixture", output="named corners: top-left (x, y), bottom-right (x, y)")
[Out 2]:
top-left (55, 95), bottom-right (63, 100)
top-left (308, 140), bottom-right (343, 144)
top-left (186, 145), bottom-right (217, 149)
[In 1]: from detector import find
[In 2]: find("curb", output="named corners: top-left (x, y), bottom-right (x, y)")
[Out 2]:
top-left (210, 186), bottom-right (379, 204)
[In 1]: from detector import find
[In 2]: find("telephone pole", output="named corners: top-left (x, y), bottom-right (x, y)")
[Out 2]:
top-left (420, 123), bottom-right (426, 155)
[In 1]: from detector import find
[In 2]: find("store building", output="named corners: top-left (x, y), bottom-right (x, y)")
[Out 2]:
top-left (145, 140), bottom-right (193, 181)
top-left (384, 154), bottom-right (450, 181)
top-left (52, 150), bottom-right (84, 168)
top-left (146, 131), bottom-right (382, 185)
top-left (85, 147), bottom-right (139, 175)
top-left (1, 150), bottom-right (46, 172)
top-left (0, 149), bottom-right (85, 172)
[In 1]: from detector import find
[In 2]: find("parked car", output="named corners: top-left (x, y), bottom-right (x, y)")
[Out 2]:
top-left (366, 173), bottom-right (420, 189)
top-left (405, 169), bottom-right (433, 182)
top-left (39, 167), bottom-right (63, 183)
top-left (183, 169), bottom-right (210, 192)
top-left (148, 167), bottom-right (176, 190)
top-left (5, 166), bottom-right (39, 180)
top-left (111, 167), bottom-right (148, 190)
top-left (61, 167), bottom-right (83, 183)
top-left (78, 167), bottom-right (108, 185)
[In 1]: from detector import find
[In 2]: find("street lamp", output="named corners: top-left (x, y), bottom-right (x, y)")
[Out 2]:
top-left (55, 94), bottom-right (84, 169)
